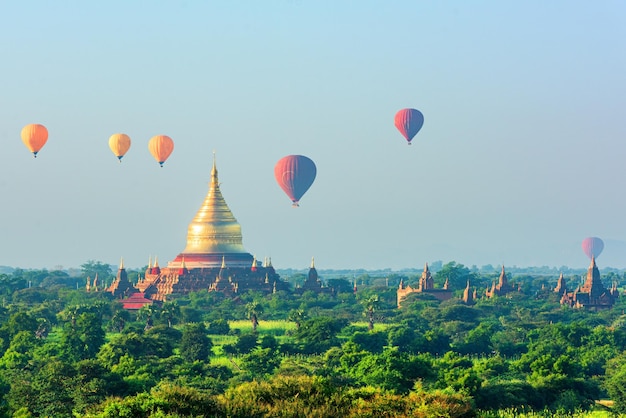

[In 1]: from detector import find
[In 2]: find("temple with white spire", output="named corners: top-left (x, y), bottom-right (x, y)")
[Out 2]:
top-left (135, 154), bottom-right (288, 301)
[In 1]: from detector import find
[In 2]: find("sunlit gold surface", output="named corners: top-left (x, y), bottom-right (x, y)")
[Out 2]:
top-left (181, 157), bottom-right (248, 254)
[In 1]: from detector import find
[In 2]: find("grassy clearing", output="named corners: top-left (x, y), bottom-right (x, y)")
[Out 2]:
top-left (229, 319), bottom-right (296, 335)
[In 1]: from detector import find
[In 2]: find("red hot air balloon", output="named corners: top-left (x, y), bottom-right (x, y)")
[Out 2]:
top-left (394, 108), bottom-right (424, 145)
top-left (274, 155), bottom-right (316, 207)
top-left (582, 237), bottom-right (604, 260)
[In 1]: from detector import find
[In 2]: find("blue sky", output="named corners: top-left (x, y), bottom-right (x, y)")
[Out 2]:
top-left (1, 1), bottom-right (625, 271)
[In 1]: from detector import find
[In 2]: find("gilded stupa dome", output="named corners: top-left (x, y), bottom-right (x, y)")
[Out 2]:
top-left (170, 154), bottom-right (254, 268)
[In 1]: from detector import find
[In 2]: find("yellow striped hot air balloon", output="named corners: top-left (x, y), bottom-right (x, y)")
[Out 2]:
top-left (21, 124), bottom-right (48, 157)
top-left (108, 133), bottom-right (131, 162)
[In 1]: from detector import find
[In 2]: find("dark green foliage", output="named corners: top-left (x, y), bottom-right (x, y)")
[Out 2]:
top-left (61, 311), bottom-right (106, 361)
top-left (145, 324), bottom-right (183, 358)
top-left (605, 354), bottom-right (626, 415)
top-left (223, 333), bottom-right (258, 355)
top-left (241, 347), bottom-right (282, 377)
top-left (349, 330), bottom-right (388, 353)
top-left (206, 318), bottom-right (231, 335)
top-left (292, 316), bottom-right (349, 354)
top-left (475, 380), bottom-right (542, 410)
top-left (180, 322), bottom-right (212, 362)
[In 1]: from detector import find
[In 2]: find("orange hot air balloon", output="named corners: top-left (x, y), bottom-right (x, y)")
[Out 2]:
top-left (108, 133), bottom-right (131, 162)
top-left (148, 135), bottom-right (174, 167)
top-left (21, 124), bottom-right (49, 157)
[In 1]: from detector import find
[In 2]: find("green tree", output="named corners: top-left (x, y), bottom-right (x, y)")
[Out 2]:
top-left (80, 260), bottom-right (114, 285)
top-left (180, 322), bottom-right (212, 362)
top-left (434, 261), bottom-right (475, 290)
top-left (606, 357), bottom-right (626, 415)
top-left (241, 347), bottom-right (282, 377)
top-left (223, 333), bottom-right (258, 355)
top-left (293, 317), bottom-right (349, 354)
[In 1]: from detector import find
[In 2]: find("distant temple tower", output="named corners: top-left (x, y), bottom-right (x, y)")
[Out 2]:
top-left (462, 280), bottom-right (475, 305)
top-left (397, 263), bottom-right (453, 308)
top-left (136, 154), bottom-right (288, 301)
top-left (296, 257), bottom-right (330, 294)
top-left (485, 265), bottom-right (516, 298)
top-left (554, 272), bottom-right (567, 296)
top-left (560, 257), bottom-right (618, 309)
top-left (107, 258), bottom-right (136, 299)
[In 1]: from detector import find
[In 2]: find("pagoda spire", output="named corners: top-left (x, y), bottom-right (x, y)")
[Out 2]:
top-left (119, 257), bottom-right (125, 270)
top-left (251, 255), bottom-right (257, 272)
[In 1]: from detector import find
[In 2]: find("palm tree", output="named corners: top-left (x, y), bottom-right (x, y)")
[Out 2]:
top-left (288, 308), bottom-right (307, 330)
top-left (245, 301), bottom-right (263, 333)
top-left (110, 309), bottom-right (131, 333)
top-left (137, 304), bottom-right (158, 331)
top-left (160, 301), bottom-right (180, 328)
top-left (363, 295), bottom-right (380, 331)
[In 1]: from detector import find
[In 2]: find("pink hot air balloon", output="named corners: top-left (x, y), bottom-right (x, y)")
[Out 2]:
top-left (582, 237), bottom-right (604, 260)
top-left (274, 155), bottom-right (316, 207)
top-left (394, 108), bottom-right (424, 145)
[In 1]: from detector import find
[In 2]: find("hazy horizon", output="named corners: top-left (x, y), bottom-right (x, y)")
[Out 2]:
top-left (1, 2), bottom-right (625, 271)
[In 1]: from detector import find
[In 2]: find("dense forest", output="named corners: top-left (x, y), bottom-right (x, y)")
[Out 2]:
top-left (0, 261), bottom-right (625, 417)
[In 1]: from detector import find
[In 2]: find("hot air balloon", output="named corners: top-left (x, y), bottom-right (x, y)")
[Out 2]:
top-left (21, 124), bottom-right (48, 157)
top-left (148, 135), bottom-right (174, 167)
top-left (394, 108), bottom-right (424, 145)
top-left (582, 237), bottom-right (604, 260)
top-left (274, 155), bottom-right (316, 207)
top-left (108, 133), bottom-right (131, 162)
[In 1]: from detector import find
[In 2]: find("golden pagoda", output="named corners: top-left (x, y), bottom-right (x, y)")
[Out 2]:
top-left (168, 153), bottom-right (253, 268)
top-left (136, 154), bottom-right (288, 301)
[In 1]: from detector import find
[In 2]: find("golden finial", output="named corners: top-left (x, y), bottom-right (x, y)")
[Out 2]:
top-left (221, 255), bottom-right (226, 269)
top-left (120, 257), bottom-right (124, 270)
top-left (211, 151), bottom-right (218, 184)
top-left (311, 257), bottom-right (315, 269)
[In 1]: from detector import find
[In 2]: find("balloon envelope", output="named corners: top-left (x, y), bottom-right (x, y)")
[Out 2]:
top-left (394, 108), bottom-right (424, 145)
top-left (582, 237), bottom-right (604, 259)
top-left (274, 155), bottom-right (316, 206)
top-left (148, 135), bottom-right (174, 167)
top-left (21, 124), bottom-right (48, 157)
top-left (108, 133), bottom-right (131, 161)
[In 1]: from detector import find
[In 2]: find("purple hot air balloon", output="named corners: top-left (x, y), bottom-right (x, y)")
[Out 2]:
top-left (274, 155), bottom-right (316, 207)
top-left (394, 108), bottom-right (424, 145)
top-left (582, 237), bottom-right (604, 260)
